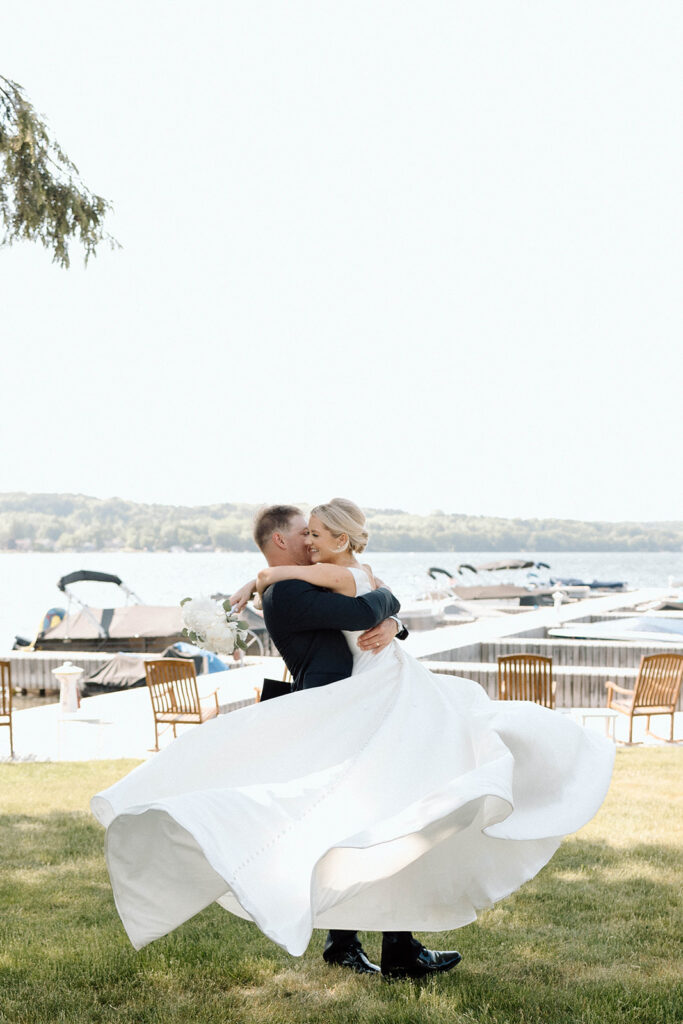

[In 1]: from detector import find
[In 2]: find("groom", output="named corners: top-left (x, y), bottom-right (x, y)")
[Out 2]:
top-left (236, 504), bottom-right (462, 980)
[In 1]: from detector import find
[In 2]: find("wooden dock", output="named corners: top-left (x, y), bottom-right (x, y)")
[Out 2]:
top-left (1, 660), bottom-right (277, 762)
top-left (408, 587), bottom-right (683, 710)
top-left (4, 587), bottom-right (681, 709)
top-left (3, 651), bottom-right (114, 694)
top-left (423, 660), bottom-right (637, 709)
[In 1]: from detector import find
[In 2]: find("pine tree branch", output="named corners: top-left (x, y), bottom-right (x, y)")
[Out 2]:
top-left (0, 75), bottom-right (119, 268)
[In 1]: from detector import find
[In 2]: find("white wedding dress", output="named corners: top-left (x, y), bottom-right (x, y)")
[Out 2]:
top-left (91, 568), bottom-right (614, 955)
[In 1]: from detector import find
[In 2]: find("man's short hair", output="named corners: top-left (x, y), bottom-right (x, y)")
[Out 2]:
top-left (253, 504), bottom-right (303, 553)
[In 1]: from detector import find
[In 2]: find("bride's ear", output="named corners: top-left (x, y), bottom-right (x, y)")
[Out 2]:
top-left (336, 533), bottom-right (349, 552)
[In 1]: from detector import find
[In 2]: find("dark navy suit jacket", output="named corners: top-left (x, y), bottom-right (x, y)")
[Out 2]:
top-left (262, 580), bottom-right (400, 691)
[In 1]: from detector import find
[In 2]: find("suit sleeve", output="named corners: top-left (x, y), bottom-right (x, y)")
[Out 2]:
top-left (268, 581), bottom-right (400, 633)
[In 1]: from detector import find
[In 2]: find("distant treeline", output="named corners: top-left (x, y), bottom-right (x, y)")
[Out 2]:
top-left (0, 493), bottom-right (681, 553)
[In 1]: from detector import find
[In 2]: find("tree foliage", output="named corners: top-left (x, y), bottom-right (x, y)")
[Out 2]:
top-left (0, 76), bottom-right (117, 267)
top-left (1, 493), bottom-right (682, 553)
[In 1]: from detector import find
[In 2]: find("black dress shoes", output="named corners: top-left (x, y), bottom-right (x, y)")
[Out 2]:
top-left (380, 934), bottom-right (462, 979)
top-left (323, 938), bottom-right (380, 975)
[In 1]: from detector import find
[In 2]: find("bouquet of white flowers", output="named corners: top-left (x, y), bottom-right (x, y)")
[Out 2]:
top-left (180, 596), bottom-right (250, 656)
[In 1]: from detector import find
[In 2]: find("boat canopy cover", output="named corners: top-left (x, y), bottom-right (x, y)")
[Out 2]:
top-left (552, 577), bottom-right (625, 589)
top-left (452, 584), bottom-right (534, 600)
top-left (549, 617), bottom-right (683, 644)
top-left (58, 570), bottom-right (123, 591)
top-left (83, 653), bottom-right (149, 689)
top-left (427, 562), bottom-right (537, 580)
top-left (42, 605), bottom-right (183, 640)
top-left (476, 559), bottom-right (535, 572)
top-left (82, 646), bottom-right (228, 691)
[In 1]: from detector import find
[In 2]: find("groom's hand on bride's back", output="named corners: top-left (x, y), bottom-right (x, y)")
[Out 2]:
top-left (357, 617), bottom-right (399, 653)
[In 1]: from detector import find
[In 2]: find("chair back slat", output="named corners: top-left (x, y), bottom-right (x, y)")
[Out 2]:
top-left (0, 660), bottom-right (11, 718)
top-left (0, 660), bottom-right (14, 757)
top-left (143, 658), bottom-right (217, 751)
top-left (498, 654), bottom-right (554, 708)
top-left (145, 659), bottom-right (201, 715)
top-left (634, 653), bottom-right (683, 710)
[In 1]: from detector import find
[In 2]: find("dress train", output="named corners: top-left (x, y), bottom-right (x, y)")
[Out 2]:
top-left (91, 644), bottom-right (614, 955)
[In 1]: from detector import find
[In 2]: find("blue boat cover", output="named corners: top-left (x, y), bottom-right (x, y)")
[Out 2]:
top-left (174, 641), bottom-right (229, 673)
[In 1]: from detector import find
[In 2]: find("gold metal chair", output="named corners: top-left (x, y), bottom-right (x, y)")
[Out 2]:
top-left (0, 660), bottom-right (13, 758)
top-left (497, 654), bottom-right (555, 709)
top-left (606, 652), bottom-right (683, 744)
top-left (144, 658), bottom-right (219, 751)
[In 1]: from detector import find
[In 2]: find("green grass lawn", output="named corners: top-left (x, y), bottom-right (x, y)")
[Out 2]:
top-left (1, 749), bottom-right (681, 1024)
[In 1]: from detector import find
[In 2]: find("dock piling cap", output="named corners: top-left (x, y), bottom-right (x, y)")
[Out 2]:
top-left (52, 661), bottom-right (85, 678)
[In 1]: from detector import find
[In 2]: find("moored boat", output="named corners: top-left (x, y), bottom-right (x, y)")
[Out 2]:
top-left (13, 570), bottom-right (267, 655)
top-left (403, 560), bottom-right (630, 628)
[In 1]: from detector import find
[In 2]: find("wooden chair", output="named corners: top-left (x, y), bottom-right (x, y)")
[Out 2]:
top-left (498, 654), bottom-right (555, 709)
top-left (0, 660), bottom-right (13, 758)
top-left (606, 652), bottom-right (683, 744)
top-left (144, 658), bottom-right (219, 751)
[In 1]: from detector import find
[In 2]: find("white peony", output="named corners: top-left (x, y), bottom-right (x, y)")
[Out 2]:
top-left (181, 597), bottom-right (216, 633)
top-left (180, 596), bottom-right (249, 656)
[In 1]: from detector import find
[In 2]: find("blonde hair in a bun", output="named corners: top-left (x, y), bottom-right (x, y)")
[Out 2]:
top-left (310, 498), bottom-right (369, 555)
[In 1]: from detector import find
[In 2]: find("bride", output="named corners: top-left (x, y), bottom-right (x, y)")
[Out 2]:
top-left (91, 498), bottom-right (614, 974)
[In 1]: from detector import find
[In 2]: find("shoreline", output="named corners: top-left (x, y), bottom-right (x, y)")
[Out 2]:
top-left (2, 546), bottom-right (683, 555)
top-left (4, 586), bottom-right (682, 760)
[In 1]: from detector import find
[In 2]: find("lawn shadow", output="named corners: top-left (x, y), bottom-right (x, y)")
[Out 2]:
top-left (2, 814), bottom-right (681, 1024)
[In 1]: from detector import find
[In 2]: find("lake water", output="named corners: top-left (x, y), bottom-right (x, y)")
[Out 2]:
top-left (1, 550), bottom-right (682, 650)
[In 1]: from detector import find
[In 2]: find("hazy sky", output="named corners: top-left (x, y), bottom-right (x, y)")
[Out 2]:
top-left (2, 2), bottom-right (681, 521)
